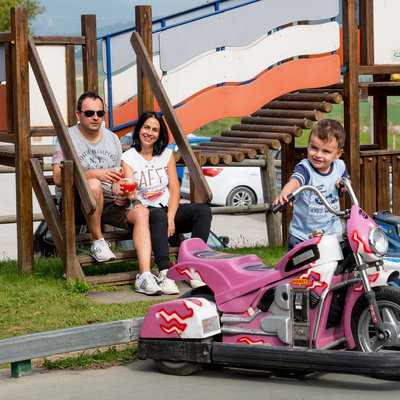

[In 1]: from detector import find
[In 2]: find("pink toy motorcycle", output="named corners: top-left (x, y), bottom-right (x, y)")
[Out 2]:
top-left (138, 178), bottom-right (400, 380)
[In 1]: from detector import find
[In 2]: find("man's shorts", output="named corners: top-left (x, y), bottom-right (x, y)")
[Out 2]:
top-left (67, 188), bottom-right (141, 231)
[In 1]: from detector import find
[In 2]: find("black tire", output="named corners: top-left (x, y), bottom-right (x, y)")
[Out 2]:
top-left (154, 360), bottom-right (203, 376)
top-left (153, 290), bottom-right (219, 375)
top-left (351, 286), bottom-right (400, 352)
top-left (226, 186), bottom-right (256, 207)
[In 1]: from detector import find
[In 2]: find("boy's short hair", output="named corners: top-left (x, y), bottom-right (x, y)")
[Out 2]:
top-left (308, 119), bottom-right (345, 150)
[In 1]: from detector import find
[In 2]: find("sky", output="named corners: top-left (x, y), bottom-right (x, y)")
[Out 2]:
top-left (31, 0), bottom-right (211, 36)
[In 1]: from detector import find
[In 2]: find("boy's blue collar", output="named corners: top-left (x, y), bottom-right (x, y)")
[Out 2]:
top-left (306, 159), bottom-right (334, 176)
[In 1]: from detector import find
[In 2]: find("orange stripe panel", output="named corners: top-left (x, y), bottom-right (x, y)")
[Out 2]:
top-left (175, 55), bottom-right (340, 135)
top-left (111, 54), bottom-right (340, 140)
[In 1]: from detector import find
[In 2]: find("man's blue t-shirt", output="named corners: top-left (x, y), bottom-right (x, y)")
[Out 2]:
top-left (289, 159), bottom-right (349, 241)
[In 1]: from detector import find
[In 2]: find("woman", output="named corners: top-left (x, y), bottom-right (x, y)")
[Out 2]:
top-left (122, 111), bottom-right (212, 295)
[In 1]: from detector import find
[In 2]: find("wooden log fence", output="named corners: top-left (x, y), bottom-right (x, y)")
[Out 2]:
top-left (233, 122), bottom-right (303, 136)
top-left (261, 100), bottom-right (333, 112)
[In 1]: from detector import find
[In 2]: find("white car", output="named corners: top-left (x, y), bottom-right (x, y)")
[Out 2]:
top-left (181, 150), bottom-right (281, 207)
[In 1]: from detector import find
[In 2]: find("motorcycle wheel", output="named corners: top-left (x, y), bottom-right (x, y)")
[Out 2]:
top-left (351, 286), bottom-right (400, 352)
top-left (153, 288), bottom-right (218, 375)
top-left (154, 360), bottom-right (203, 376)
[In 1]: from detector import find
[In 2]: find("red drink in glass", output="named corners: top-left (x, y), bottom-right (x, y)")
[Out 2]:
top-left (120, 182), bottom-right (137, 192)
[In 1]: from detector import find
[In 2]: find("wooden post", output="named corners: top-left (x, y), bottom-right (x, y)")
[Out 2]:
top-left (342, 0), bottom-right (360, 200)
top-left (359, 0), bottom-right (374, 66)
top-left (5, 42), bottom-right (14, 133)
top-left (281, 142), bottom-right (295, 249)
top-left (65, 45), bottom-right (77, 126)
top-left (11, 7), bottom-right (34, 273)
top-left (260, 153), bottom-right (282, 247)
top-left (190, 151), bottom-right (203, 203)
top-left (373, 74), bottom-right (388, 150)
top-left (135, 5), bottom-right (154, 116)
top-left (81, 15), bottom-right (98, 94)
top-left (61, 161), bottom-right (83, 279)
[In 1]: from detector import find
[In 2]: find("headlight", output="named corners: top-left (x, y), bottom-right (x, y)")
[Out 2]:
top-left (369, 227), bottom-right (389, 257)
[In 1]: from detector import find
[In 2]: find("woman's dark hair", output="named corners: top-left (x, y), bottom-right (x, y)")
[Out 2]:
top-left (132, 111), bottom-right (169, 156)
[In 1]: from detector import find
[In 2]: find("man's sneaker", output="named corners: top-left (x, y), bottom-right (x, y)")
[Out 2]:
top-left (189, 279), bottom-right (206, 289)
top-left (90, 238), bottom-right (116, 262)
top-left (158, 269), bottom-right (179, 295)
top-left (135, 272), bottom-right (162, 296)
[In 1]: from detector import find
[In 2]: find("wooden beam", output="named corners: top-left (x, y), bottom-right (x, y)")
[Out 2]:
top-left (342, 0), bottom-right (360, 200)
top-left (260, 153), bottom-right (281, 246)
top-left (359, 0), bottom-right (374, 66)
top-left (281, 142), bottom-right (295, 248)
top-left (61, 161), bottom-right (84, 279)
top-left (28, 36), bottom-right (97, 215)
top-left (32, 36), bottom-right (86, 45)
top-left (135, 5), bottom-right (154, 115)
top-left (130, 31), bottom-right (212, 203)
top-left (65, 45), bottom-right (77, 127)
top-left (81, 15), bottom-right (98, 93)
top-left (0, 132), bottom-right (14, 143)
top-left (373, 75), bottom-right (388, 150)
top-left (392, 155), bottom-right (400, 216)
top-left (0, 33), bottom-right (12, 42)
top-left (359, 65), bottom-right (400, 75)
top-left (5, 42), bottom-right (14, 133)
top-left (11, 7), bottom-right (34, 273)
top-left (30, 159), bottom-right (63, 251)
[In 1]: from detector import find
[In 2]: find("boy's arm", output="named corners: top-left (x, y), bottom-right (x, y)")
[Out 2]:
top-left (273, 178), bottom-right (300, 206)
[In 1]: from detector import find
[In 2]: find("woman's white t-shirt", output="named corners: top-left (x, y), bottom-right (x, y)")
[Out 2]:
top-left (122, 148), bottom-right (172, 207)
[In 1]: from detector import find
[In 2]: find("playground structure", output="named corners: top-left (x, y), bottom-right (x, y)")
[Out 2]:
top-left (0, 0), bottom-right (399, 278)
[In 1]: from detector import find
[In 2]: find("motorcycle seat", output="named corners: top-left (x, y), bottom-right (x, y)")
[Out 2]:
top-left (172, 238), bottom-right (281, 309)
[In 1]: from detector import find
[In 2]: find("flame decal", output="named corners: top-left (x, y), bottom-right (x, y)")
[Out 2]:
top-left (352, 231), bottom-right (373, 254)
top-left (353, 273), bottom-right (379, 292)
top-left (175, 267), bottom-right (205, 283)
top-left (156, 301), bottom-right (194, 335)
top-left (238, 337), bottom-right (265, 345)
top-left (187, 298), bottom-right (203, 306)
top-left (299, 271), bottom-right (328, 291)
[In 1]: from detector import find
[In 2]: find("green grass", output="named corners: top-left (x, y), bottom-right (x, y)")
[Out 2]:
top-left (0, 246), bottom-right (285, 369)
top-left (41, 345), bottom-right (138, 370)
top-left (0, 257), bottom-right (162, 339)
top-left (0, 246), bottom-right (285, 340)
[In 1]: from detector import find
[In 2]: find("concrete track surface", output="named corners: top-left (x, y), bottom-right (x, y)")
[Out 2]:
top-left (1, 359), bottom-right (400, 400)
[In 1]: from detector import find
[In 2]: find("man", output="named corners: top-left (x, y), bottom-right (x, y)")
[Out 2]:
top-left (52, 92), bottom-right (151, 267)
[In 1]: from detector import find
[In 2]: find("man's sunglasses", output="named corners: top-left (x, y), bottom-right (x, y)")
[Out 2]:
top-left (79, 110), bottom-right (106, 118)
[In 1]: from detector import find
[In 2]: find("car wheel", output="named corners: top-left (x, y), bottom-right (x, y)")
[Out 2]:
top-left (226, 186), bottom-right (256, 207)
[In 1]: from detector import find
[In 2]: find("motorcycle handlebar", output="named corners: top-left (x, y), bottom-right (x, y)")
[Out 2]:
top-left (271, 178), bottom-right (355, 216)
top-left (271, 193), bottom-right (295, 213)
top-left (281, 184), bottom-right (348, 217)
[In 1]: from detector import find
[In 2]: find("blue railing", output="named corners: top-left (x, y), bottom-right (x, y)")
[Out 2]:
top-left (97, 0), bottom-right (261, 133)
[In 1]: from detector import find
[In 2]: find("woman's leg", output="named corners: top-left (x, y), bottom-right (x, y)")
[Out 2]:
top-left (148, 207), bottom-right (170, 272)
top-left (174, 203), bottom-right (212, 241)
top-left (126, 205), bottom-right (152, 273)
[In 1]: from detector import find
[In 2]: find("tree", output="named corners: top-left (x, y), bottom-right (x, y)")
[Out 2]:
top-left (0, 0), bottom-right (45, 33)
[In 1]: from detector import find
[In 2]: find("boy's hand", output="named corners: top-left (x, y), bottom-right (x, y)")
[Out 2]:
top-left (272, 178), bottom-right (300, 207)
top-left (336, 178), bottom-right (348, 197)
top-left (273, 194), bottom-right (293, 207)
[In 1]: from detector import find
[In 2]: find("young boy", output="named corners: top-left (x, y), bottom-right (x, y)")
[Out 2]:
top-left (273, 119), bottom-right (350, 251)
